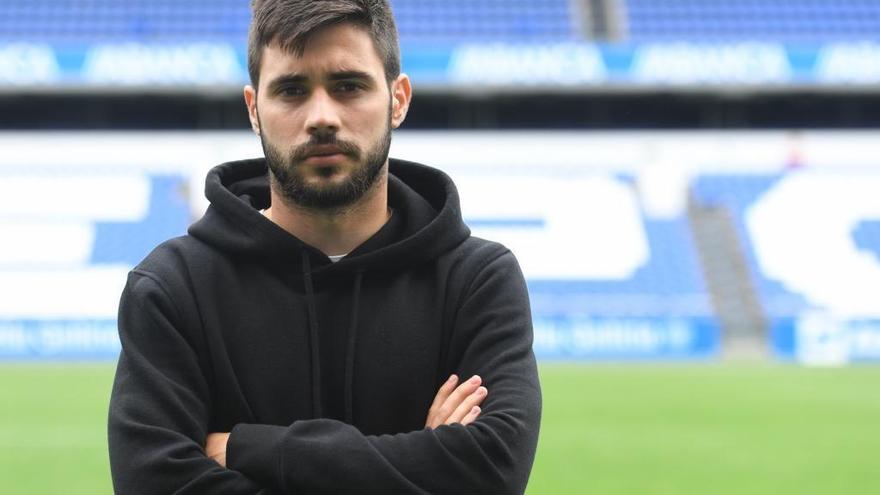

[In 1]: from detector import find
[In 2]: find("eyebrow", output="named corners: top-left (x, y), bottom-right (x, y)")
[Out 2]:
top-left (266, 70), bottom-right (375, 91)
top-left (328, 70), bottom-right (373, 82)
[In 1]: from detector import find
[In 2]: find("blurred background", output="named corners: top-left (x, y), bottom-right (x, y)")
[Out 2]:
top-left (1, 0), bottom-right (879, 493)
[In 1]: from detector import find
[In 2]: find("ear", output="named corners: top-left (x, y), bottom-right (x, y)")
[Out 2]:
top-left (243, 85), bottom-right (261, 135)
top-left (390, 74), bottom-right (412, 129)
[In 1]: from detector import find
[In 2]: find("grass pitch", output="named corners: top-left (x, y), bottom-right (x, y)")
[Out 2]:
top-left (1, 363), bottom-right (878, 494)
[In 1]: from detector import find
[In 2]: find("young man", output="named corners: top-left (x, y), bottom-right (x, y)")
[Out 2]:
top-left (108, 1), bottom-right (541, 493)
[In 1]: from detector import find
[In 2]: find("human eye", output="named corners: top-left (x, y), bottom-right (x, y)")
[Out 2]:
top-left (335, 81), bottom-right (365, 94)
top-left (278, 85), bottom-right (307, 97)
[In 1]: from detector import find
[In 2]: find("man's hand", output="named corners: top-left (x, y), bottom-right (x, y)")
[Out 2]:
top-left (205, 432), bottom-right (230, 468)
top-left (424, 374), bottom-right (487, 429)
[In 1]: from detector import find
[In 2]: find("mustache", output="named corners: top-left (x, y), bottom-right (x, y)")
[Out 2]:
top-left (290, 133), bottom-right (361, 163)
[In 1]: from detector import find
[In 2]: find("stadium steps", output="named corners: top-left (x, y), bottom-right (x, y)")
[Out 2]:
top-left (687, 196), bottom-right (767, 360)
top-left (573, 0), bottom-right (627, 41)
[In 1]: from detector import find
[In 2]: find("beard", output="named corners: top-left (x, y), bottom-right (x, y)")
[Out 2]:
top-left (260, 111), bottom-right (392, 211)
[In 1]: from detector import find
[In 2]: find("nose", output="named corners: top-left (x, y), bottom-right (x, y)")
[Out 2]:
top-left (304, 88), bottom-right (341, 136)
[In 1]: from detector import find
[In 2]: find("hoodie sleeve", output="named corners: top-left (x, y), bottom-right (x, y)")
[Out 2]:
top-left (108, 271), bottom-right (270, 494)
top-left (227, 248), bottom-right (542, 495)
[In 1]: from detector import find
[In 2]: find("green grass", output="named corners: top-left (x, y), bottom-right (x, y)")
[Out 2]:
top-left (1, 364), bottom-right (115, 494)
top-left (529, 364), bottom-right (880, 495)
top-left (1, 364), bottom-right (879, 494)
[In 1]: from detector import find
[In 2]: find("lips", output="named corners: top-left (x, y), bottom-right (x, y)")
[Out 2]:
top-left (303, 147), bottom-right (347, 166)
top-left (291, 139), bottom-right (359, 164)
top-left (306, 145), bottom-right (345, 158)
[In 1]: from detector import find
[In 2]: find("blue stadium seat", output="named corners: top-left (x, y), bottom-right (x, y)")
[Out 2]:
top-left (526, 214), bottom-right (712, 319)
top-left (624, 0), bottom-right (880, 42)
top-left (0, 0), bottom-right (576, 44)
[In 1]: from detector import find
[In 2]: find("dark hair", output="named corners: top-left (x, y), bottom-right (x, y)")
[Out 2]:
top-left (248, 0), bottom-right (401, 87)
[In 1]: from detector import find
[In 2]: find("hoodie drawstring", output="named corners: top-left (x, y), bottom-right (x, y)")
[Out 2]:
top-left (301, 251), bottom-right (323, 419)
top-left (300, 250), bottom-right (363, 424)
top-left (344, 270), bottom-right (363, 424)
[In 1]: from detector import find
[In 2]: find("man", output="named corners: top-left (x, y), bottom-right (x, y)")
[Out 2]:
top-left (108, 1), bottom-right (541, 493)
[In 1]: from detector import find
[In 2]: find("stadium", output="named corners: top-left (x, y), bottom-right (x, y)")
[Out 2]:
top-left (1, 0), bottom-right (879, 493)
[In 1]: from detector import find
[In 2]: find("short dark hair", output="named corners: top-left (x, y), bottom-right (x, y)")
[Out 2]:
top-left (248, 0), bottom-right (401, 87)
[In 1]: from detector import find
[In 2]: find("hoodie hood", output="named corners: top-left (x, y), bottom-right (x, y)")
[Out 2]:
top-left (188, 157), bottom-right (471, 273)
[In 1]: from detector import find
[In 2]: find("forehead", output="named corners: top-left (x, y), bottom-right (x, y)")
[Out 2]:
top-left (259, 23), bottom-right (384, 83)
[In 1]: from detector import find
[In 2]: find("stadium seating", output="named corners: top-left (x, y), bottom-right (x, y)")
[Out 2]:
top-left (6, 156), bottom-right (878, 360)
top-left (625, 0), bottom-right (880, 42)
top-left (392, 0), bottom-right (576, 42)
top-left (690, 173), bottom-right (808, 319)
top-left (691, 171), bottom-right (880, 361)
top-left (527, 216), bottom-right (710, 317)
top-left (0, 0), bottom-right (250, 43)
top-left (0, 0), bottom-right (576, 44)
top-left (4, 0), bottom-right (879, 45)
top-left (89, 175), bottom-right (192, 266)
top-left (510, 175), bottom-right (718, 360)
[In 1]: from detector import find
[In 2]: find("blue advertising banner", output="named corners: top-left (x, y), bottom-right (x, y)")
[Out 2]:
top-left (0, 319), bottom-right (119, 361)
top-left (0, 316), bottom-right (721, 361)
top-left (533, 316), bottom-right (719, 361)
top-left (772, 317), bottom-right (880, 365)
top-left (4, 41), bottom-right (880, 89)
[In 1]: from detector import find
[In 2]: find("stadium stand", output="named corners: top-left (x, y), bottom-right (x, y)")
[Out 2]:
top-left (0, 0), bottom-right (578, 43)
top-left (526, 216), bottom-right (712, 317)
top-left (529, 218), bottom-right (707, 305)
top-left (525, 209), bottom-right (720, 357)
top-left (690, 174), bottom-right (809, 319)
top-left (3, 0), bottom-right (880, 362)
top-left (0, 0), bottom-right (250, 43)
top-left (393, 0), bottom-right (577, 42)
top-left (5, 0), bottom-right (880, 45)
top-left (623, 0), bottom-right (880, 42)
top-left (88, 175), bottom-right (191, 266)
top-left (690, 170), bottom-right (880, 361)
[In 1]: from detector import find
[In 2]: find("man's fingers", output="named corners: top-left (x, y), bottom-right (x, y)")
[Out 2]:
top-left (425, 374), bottom-right (458, 427)
top-left (460, 406), bottom-right (481, 426)
top-left (425, 375), bottom-right (483, 428)
top-left (445, 386), bottom-right (487, 425)
top-left (429, 374), bottom-right (458, 414)
top-left (436, 375), bottom-right (481, 421)
top-left (205, 432), bottom-right (230, 468)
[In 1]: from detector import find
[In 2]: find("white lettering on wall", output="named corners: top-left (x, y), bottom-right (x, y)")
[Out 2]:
top-left (83, 43), bottom-right (241, 85)
top-left (632, 43), bottom-right (791, 85)
top-left (815, 42), bottom-right (880, 84)
top-left (457, 176), bottom-right (649, 279)
top-left (449, 43), bottom-right (606, 86)
top-left (747, 172), bottom-right (880, 317)
top-left (0, 43), bottom-right (60, 84)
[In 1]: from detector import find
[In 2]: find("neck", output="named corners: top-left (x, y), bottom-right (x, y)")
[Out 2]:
top-left (264, 173), bottom-right (391, 257)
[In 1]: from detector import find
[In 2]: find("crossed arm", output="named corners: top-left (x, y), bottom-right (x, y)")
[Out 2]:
top-left (205, 374), bottom-right (489, 467)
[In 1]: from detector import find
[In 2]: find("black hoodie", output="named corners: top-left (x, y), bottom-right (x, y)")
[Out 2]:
top-left (108, 158), bottom-right (541, 494)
